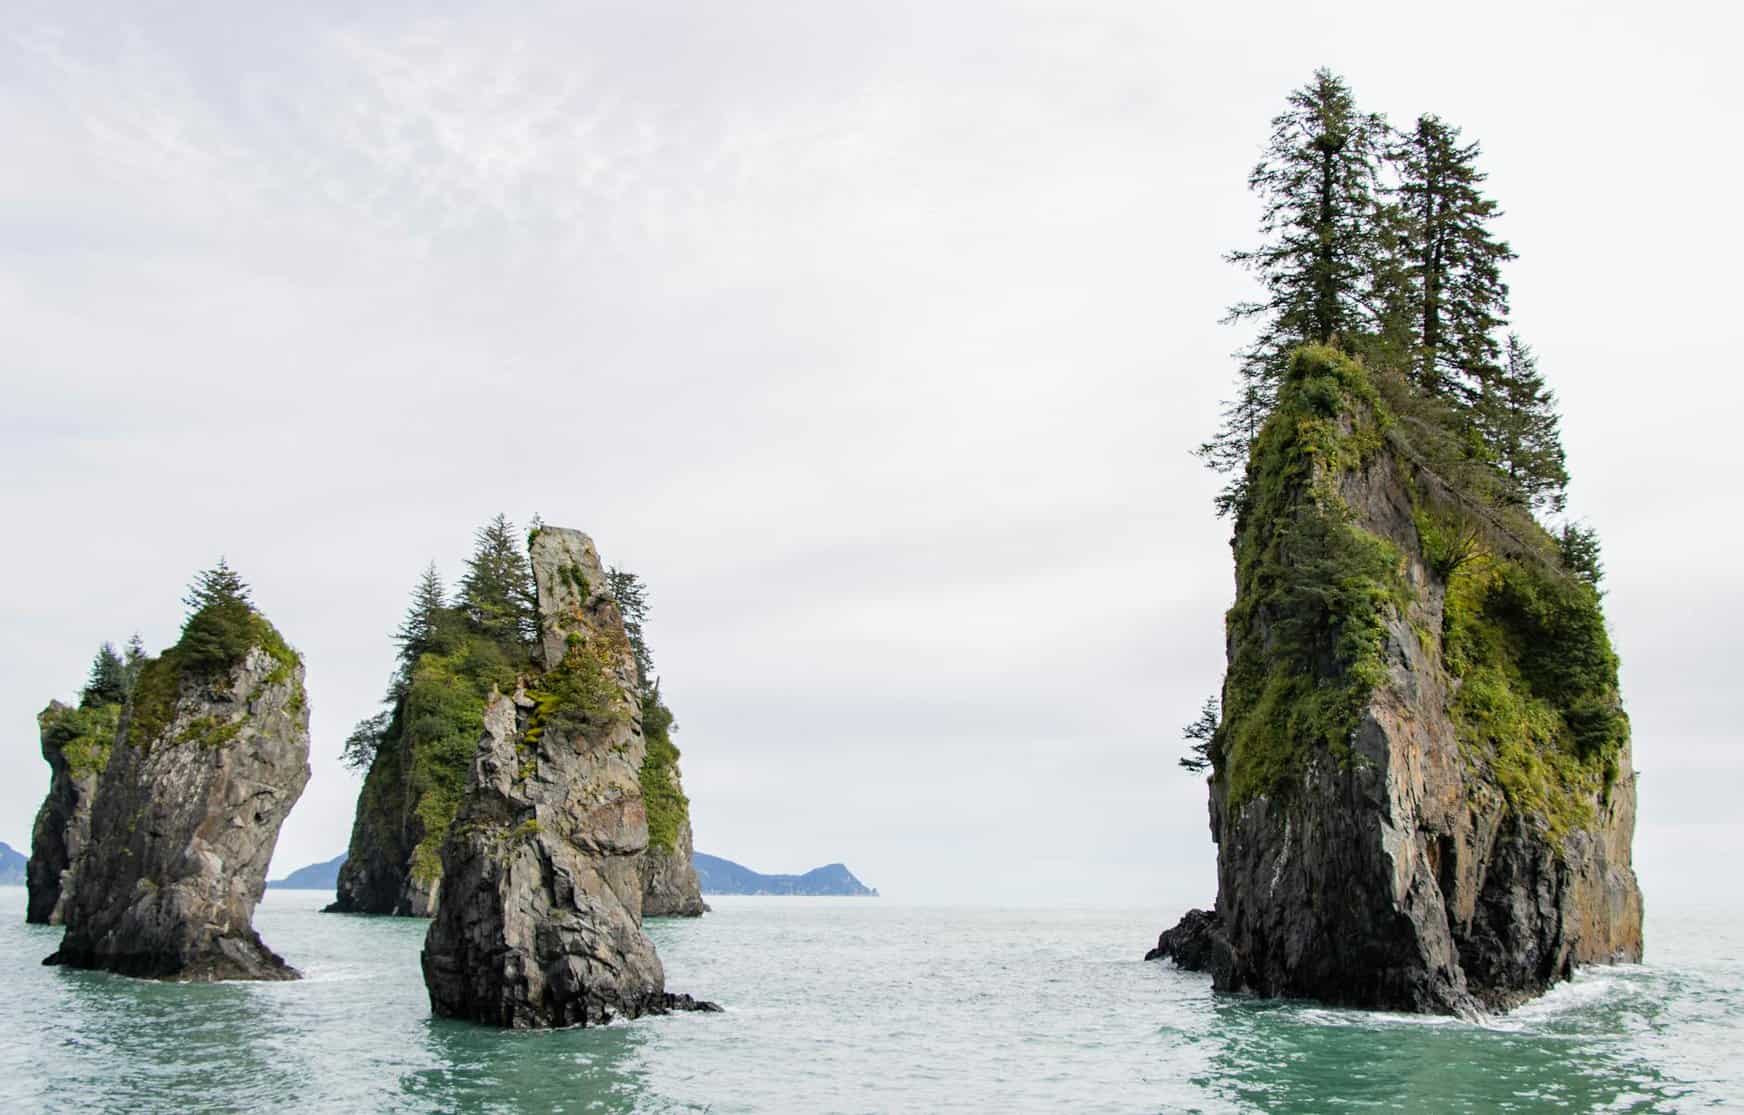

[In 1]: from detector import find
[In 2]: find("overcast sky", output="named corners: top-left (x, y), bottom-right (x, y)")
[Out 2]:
top-left (2, 0), bottom-right (1738, 909)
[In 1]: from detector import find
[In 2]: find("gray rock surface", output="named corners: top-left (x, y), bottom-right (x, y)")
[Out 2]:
top-left (46, 642), bottom-right (311, 980)
top-left (26, 701), bottom-right (117, 924)
top-left (641, 813), bottom-right (708, 918)
top-left (421, 526), bottom-right (709, 1027)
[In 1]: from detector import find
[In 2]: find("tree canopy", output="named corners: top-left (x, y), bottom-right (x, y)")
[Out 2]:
top-left (460, 514), bottom-right (537, 648)
top-left (80, 643), bottom-right (128, 708)
top-left (177, 558), bottom-right (262, 674)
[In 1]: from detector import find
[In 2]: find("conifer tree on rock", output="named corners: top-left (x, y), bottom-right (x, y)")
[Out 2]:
top-left (1204, 68), bottom-right (1389, 515)
top-left (395, 563), bottom-right (451, 670)
top-left (1392, 114), bottom-right (1515, 398)
top-left (460, 514), bottom-right (538, 649)
top-left (80, 644), bottom-right (128, 709)
top-left (1475, 334), bottom-right (1569, 513)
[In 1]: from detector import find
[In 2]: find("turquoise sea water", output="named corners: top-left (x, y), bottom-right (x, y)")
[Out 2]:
top-left (2, 888), bottom-right (1740, 1112)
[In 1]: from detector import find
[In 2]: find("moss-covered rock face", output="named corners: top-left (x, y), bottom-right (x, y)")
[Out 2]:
top-left (638, 694), bottom-right (707, 917)
top-left (1169, 345), bottom-right (1641, 1014)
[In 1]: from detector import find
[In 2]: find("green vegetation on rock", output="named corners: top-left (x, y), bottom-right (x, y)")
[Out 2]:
top-left (40, 702), bottom-right (122, 780)
top-left (1442, 551), bottom-right (1626, 840)
top-left (606, 567), bottom-right (692, 856)
top-left (126, 561), bottom-right (302, 750)
top-left (638, 693), bottom-right (687, 854)
top-left (1218, 347), bottom-right (1409, 806)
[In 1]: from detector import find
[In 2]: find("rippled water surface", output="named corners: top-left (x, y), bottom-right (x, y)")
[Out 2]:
top-left (2, 889), bottom-right (1739, 1112)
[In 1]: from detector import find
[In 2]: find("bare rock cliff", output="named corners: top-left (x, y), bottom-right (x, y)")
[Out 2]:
top-left (1152, 347), bottom-right (1642, 1014)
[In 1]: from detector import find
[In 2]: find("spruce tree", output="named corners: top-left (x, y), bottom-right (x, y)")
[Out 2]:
top-left (122, 633), bottom-right (147, 691)
top-left (1475, 335), bottom-right (1568, 513)
top-left (182, 557), bottom-right (252, 614)
top-left (1557, 523), bottom-right (1605, 588)
top-left (81, 643), bottom-right (128, 708)
top-left (1392, 114), bottom-right (1515, 398)
top-left (341, 710), bottom-right (392, 771)
top-left (1179, 696), bottom-right (1220, 774)
top-left (178, 559), bottom-right (259, 673)
top-left (460, 514), bottom-right (537, 649)
top-left (606, 567), bottom-right (654, 691)
top-left (1204, 68), bottom-right (1389, 514)
top-left (395, 563), bottom-right (449, 668)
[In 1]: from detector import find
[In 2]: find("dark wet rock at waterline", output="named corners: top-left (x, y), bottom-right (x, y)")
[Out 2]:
top-left (1144, 908), bottom-right (1230, 974)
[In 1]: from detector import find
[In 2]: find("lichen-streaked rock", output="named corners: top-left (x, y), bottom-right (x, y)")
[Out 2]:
top-left (26, 701), bottom-right (119, 924)
top-left (45, 637), bottom-right (311, 981)
top-left (421, 526), bottom-right (711, 1027)
top-left (1153, 347), bottom-right (1642, 1014)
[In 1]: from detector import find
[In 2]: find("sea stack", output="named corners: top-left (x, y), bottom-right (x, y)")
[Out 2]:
top-left (1152, 347), bottom-right (1642, 1014)
top-left (46, 565), bottom-right (311, 981)
top-left (27, 698), bottom-right (120, 924)
top-left (421, 526), bottom-right (709, 1027)
top-left (330, 517), bottom-right (708, 921)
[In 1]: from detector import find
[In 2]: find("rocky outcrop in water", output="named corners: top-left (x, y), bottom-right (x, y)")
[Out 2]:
top-left (46, 584), bottom-right (311, 982)
top-left (641, 814), bottom-right (708, 917)
top-left (26, 700), bottom-right (118, 924)
top-left (421, 526), bottom-right (712, 1027)
top-left (330, 521), bottom-right (706, 923)
top-left (1152, 347), bottom-right (1642, 1014)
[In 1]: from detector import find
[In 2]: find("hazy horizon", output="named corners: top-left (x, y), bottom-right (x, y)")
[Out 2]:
top-left (3, 0), bottom-right (1739, 908)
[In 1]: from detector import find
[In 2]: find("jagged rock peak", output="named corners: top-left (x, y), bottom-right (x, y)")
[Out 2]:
top-left (46, 614), bottom-right (311, 981)
top-left (421, 525), bottom-right (714, 1027)
top-left (1153, 347), bottom-right (1641, 1014)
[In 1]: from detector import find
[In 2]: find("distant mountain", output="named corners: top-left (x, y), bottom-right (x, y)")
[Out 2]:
top-left (267, 852), bottom-right (347, 890)
top-left (0, 841), bottom-right (24, 886)
top-left (693, 852), bottom-right (877, 896)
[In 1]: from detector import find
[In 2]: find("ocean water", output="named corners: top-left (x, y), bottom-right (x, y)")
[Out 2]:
top-left (1, 889), bottom-right (1739, 1113)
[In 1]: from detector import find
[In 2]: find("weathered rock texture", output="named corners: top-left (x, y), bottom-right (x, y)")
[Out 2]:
top-left (46, 639), bottom-right (311, 980)
top-left (26, 701), bottom-right (119, 924)
top-left (1154, 347), bottom-right (1642, 1014)
top-left (641, 814), bottom-right (707, 917)
top-left (421, 527), bottom-right (708, 1027)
